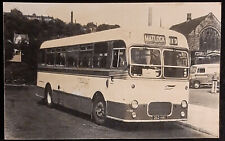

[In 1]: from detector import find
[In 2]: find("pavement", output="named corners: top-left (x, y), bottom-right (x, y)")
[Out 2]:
top-left (178, 89), bottom-right (219, 137)
top-left (178, 104), bottom-right (219, 137)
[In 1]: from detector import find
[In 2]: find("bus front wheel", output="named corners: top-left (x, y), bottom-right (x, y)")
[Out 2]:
top-left (92, 97), bottom-right (106, 125)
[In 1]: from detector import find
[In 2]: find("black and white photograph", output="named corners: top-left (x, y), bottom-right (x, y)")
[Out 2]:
top-left (3, 2), bottom-right (221, 139)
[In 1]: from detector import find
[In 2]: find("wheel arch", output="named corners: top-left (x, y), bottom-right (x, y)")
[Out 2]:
top-left (92, 91), bottom-right (106, 102)
top-left (91, 91), bottom-right (108, 115)
top-left (194, 80), bottom-right (200, 84)
top-left (44, 82), bottom-right (52, 97)
top-left (91, 91), bottom-right (108, 124)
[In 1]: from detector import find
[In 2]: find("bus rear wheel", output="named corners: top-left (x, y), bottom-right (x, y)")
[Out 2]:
top-left (45, 86), bottom-right (53, 107)
top-left (92, 97), bottom-right (106, 125)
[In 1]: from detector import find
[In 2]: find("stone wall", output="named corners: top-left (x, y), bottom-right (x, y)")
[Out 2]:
top-left (187, 30), bottom-right (199, 51)
top-left (188, 13), bottom-right (221, 51)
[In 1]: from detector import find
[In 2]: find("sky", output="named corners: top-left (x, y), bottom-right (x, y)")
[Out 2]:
top-left (3, 2), bottom-right (221, 29)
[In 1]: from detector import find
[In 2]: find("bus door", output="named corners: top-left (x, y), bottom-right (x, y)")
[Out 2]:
top-left (106, 47), bottom-right (128, 101)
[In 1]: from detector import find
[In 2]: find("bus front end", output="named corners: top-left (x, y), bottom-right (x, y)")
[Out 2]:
top-left (106, 45), bottom-right (189, 122)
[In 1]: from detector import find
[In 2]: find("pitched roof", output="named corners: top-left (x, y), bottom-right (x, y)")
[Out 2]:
top-left (170, 14), bottom-right (208, 37)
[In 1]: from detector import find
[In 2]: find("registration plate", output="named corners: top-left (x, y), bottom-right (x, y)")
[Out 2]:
top-left (153, 115), bottom-right (167, 120)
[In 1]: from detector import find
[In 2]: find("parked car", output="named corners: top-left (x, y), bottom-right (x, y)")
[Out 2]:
top-left (190, 64), bottom-right (220, 89)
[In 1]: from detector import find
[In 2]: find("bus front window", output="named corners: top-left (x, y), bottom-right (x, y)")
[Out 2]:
top-left (163, 50), bottom-right (189, 78)
top-left (130, 47), bottom-right (161, 78)
top-left (112, 49), bottom-right (126, 69)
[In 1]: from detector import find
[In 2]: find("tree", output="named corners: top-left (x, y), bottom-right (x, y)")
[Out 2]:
top-left (64, 23), bottom-right (84, 36)
top-left (96, 24), bottom-right (120, 31)
top-left (86, 22), bottom-right (97, 33)
top-left (4, 8), bottom-right (121, 84)
top-left (10, 8), bottom-right (23, 17)
top-left (4, 40), bottom-right (14, 61)
top-left (4, 8), bottom-right (30, 61)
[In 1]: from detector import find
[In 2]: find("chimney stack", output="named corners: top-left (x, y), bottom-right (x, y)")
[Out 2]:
top-left (187, 13), bottom-right (191, 22)
top-left (71, 11), bottom-right (73, 24)
top-left (160, 17), bottom-right (162, 28)
top-left (148, 7), bottom-right (152, 26)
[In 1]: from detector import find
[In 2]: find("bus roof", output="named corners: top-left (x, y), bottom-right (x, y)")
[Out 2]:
top-left (40, 27), bottom-right (188, 49)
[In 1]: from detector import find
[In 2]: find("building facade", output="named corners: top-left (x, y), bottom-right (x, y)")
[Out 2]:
top-left (170, 13), bottom-right (221, 65)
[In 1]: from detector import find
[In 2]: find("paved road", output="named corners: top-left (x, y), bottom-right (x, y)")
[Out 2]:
top-left (4, 86), bottom-right (214, 139)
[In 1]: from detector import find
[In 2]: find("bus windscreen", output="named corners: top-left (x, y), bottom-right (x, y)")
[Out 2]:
top-left (130, 47), bottom-right (161, 78)
top-left (163, 50), bottom-right (188, 78)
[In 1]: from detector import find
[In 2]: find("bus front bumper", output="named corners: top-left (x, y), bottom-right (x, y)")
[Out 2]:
top-left (106, 101), bottom-right (188, 122)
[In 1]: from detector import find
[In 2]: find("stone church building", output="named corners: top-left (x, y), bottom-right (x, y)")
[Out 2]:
top-left (170, 12), bottom-right (221, 65)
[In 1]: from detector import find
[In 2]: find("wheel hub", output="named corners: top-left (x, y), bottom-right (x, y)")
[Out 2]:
top-left (194, 83), bottom-right (200, 88)
top-left (96, 102), bottom-right (105, 118)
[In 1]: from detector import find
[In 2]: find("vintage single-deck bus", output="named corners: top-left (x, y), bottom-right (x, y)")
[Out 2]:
top-left (37, 27), bottom-right (189, 125)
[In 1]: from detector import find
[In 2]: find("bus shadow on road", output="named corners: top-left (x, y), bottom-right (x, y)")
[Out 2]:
top-left (37, 99), bottom-right (92, 122)
top-left (36, 99), bottom-right (183, 132)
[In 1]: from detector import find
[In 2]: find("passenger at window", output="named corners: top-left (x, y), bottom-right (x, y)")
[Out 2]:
top-left (101, 56), bottom-right (107, 68)
top-left (150, 50), bottom-right (160, 65)
top-left (118, 52), bottom-right (127, 68)
top-left (88, 57), bottom-right (93, 68)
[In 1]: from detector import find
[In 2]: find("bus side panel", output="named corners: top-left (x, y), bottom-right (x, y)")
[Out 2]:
top-left (37, 71), bottom-right (47, 98)
top-left (37, 71), bottom-right (109, 115)
top-left (57, 90), bottom-right (93, 115)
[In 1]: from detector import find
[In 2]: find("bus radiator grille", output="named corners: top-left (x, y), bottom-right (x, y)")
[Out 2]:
top-left (148, 102), bottom-right (172, 116)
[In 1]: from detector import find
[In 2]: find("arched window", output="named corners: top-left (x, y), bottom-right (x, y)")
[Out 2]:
top-left (199, 27), bottom-right (220, 51)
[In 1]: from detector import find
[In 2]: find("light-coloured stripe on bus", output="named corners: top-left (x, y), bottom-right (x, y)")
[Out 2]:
top-left (38, 70), bottom-right (109, 78)
top-left (38, 70), bottom-right (129, 79)
top-left (38, 70), bottom-right (189, 82)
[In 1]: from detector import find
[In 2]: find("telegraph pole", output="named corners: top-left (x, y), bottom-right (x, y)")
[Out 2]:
top-left (148, 7), bottom-right (152, 27)
top-left (71, 11), bottom-right (73, 24)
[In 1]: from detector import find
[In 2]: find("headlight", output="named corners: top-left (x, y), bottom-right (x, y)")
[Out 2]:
top-left (181, 111), bottom-right (185, 117)
top-left (131, 112), bottom-right (136, 118)
top-left (184, 69), bottom-right (187, 77)
top-left (131, 100), bottom-right (138, 109)
top-left (181, 100), bottom-right (188, 108)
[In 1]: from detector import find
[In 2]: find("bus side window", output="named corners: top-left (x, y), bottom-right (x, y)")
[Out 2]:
top-left (46, 49), bottom-right (55, 66)
top-left (78, 44), bottom-right (94, 68)
top-left (112, 40), bottom-right (127, 69)
top-left (94, 42), bottom-right (108, 68)
top-left (112, 49), bottom-right (126, 68)
top-left (112, 50), bottom-right (119, 67)
top-left (38, 49), bottom-right (46, 66)
top-left (55, 52), bottom-right (66, 66)
top-left (66, 47), bottom-right (79, 68)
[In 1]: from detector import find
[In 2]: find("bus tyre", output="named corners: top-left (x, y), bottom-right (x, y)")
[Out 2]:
top-left (45, 86), bottom-right (53, 107)
top-left (92, 97), bottom-right (106, 125)
top-left (193, 81), bottom-right (200, 89)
